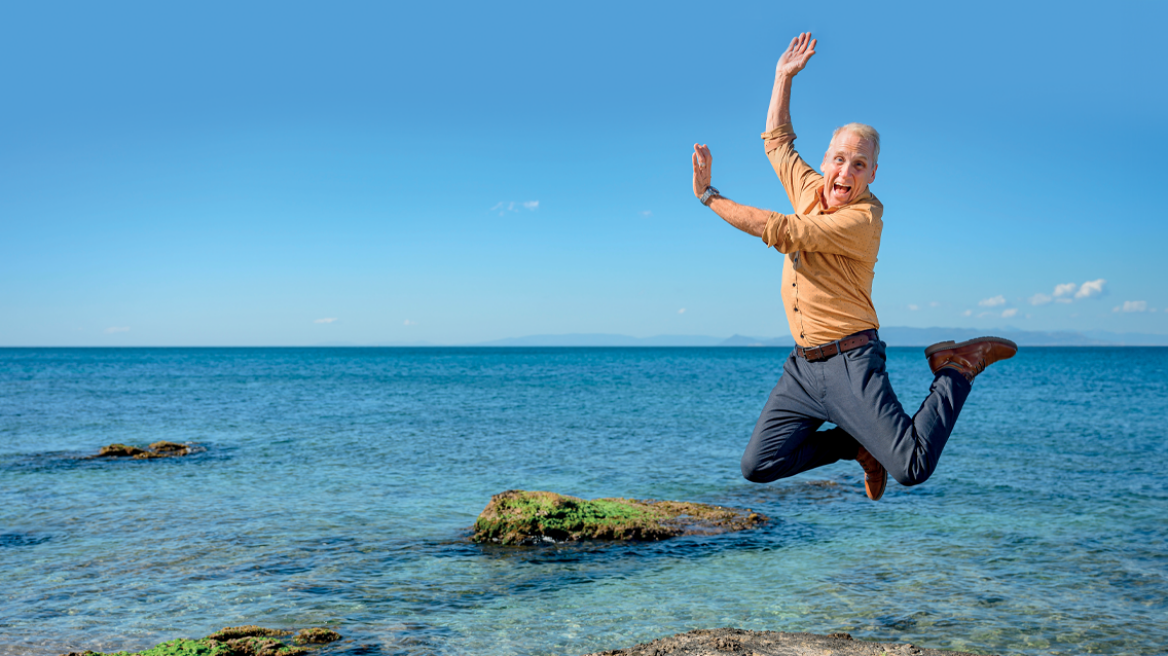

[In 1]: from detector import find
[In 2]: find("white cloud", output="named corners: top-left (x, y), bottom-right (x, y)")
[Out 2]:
top-left (1029, 293), bottom-right (1052, 306)
top-left (641, 210), bottom-right (653, 217)
top-left (1113, 300), bottom-right (1147, 313)
top-left (492, 200), bottom-right (539, 215)
top-left (678, 308), bottom-right (686, 314)
top-left (1075, 278), bottom-right (1106, 299)
top-left (979, 295), bottom-right (1006, 307)
top-left (1001, 308), bottom-right (1018, 318)
top-left (104, 326), bottom-right (130, 333)
top-left (314, 318), bottom-right (338, 324)
top-left (907, 304), bottom-right (919, 311)
top-left (1031, 280), bottom-right (1105, 305)
top-left (962, 309), bottom-right (972, 317)
top-left (929, 301), bottom-right (941, 308)
top-left (403, 319), bottom-right (417, 326)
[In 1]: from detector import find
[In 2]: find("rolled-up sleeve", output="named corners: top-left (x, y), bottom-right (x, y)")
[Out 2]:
top-left (761, 202), bottom-right (882, 263)
top-left (762, 123), bottom-right (822, 210)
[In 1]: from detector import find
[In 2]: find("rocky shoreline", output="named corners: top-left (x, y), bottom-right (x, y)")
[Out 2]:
top-left (581, 628), bottom-right (995, 656)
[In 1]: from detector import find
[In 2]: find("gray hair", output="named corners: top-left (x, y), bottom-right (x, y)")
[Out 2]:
top-left (831, 123), bottom-right (881, 163)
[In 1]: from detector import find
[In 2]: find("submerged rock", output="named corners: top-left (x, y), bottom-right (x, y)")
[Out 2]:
top-left (93, 441), bottom-right (193, 459)
top-left (293, 629), bottom-right (342, 645)
top-left (472, 490), bottom-right (767, 545)
top-left (96, 444), bottom-right (148, 458)
top-left (149, 441), bottom-right (191, 455)
top-left (581, 628), bottom-right (994, 655)
top-left (206, 626), bottom-right (292, 640)
top-left (60, 626), bottom-right (341, 656)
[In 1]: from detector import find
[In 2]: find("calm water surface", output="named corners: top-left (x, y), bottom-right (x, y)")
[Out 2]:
top-left (1, 347), bottom-right (1166, 655)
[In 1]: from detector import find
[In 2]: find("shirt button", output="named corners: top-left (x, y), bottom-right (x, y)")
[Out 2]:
top-left (793, 307), bottom-right (799, 312)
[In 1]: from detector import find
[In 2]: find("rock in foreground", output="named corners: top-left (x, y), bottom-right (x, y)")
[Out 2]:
top-left (582, 628), bottom-right (996, 656)
top-left (94, 441), bottom-right (194, 459)
top-left (61, 625), bottom-right (341, 656)
top-left (472, 490), bottom-right (767, 545)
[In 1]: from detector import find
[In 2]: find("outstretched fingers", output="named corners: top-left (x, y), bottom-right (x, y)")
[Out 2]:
top-left (802, 38), bottom-right (817, 64)
top-left (777, 32), bottom-right (816, 76)
top-left (692, 144), bottom-right (711, 197)
top-left (693, 143), bottom-right (711, 168)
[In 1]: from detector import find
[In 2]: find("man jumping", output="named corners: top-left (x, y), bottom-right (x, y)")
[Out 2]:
top-left (691, 32), bottom-right (1017, 500)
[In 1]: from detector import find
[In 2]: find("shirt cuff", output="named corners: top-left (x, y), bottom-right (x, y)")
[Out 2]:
top-left (761, 211), bottom-right (788, 250)
top-left (760, 123), bottom-right (796, 141)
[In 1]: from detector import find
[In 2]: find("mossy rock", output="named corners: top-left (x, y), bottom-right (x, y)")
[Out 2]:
top-left (93, 442), bottom-right (193, 459)
top-left (293, 629), bottom-right (341, 645)
top-left (97, 444), bottom-right (148, 458)
top-left (150, 441), bottom-right (191, 455)
top-left (206, 626), bottom-right (291, 641)
top-left (62, 637), bottom-right (302, 656)
top-left (59, 626), bottom-right (341, 656)
top-left (472, 490), bottom-right (768, 545)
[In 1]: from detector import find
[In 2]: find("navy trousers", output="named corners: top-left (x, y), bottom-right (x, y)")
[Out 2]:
top-left (740, 337), bottom-right (972, 487)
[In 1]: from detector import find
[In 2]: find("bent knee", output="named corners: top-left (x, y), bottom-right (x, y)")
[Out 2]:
top-left (891, 468), bottom-right (932, 487)
top-left (740, 454), bottom-right (789, 484)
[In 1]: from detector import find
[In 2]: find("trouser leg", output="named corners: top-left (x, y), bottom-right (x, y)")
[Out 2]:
top-left (825, 340), bottom-right (972, 486)
top-left (741, 352), bottom-right (862, 483)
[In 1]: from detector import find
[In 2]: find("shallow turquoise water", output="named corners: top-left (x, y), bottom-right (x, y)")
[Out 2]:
top-left (1, 347), bottom-right (1166, 655)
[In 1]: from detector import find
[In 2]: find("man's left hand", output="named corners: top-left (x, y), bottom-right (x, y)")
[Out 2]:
top-left (692, 143), bottom-right (712, 199)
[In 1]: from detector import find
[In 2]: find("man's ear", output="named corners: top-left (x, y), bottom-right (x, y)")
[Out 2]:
top-left (868, 163), bottom-right (878, 184)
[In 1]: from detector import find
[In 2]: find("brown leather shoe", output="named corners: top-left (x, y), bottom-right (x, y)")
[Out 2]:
top-left (925, 336), bottom-right (1018, 382)
top-left (855, 445), bottom-right (887, 501)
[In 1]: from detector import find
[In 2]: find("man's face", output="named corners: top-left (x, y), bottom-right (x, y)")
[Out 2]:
top-left (820, 131), bottom-right (878, 209)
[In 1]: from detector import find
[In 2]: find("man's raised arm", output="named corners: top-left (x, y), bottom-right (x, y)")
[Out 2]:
top-left (766, 32), bottom-right (816, 133)
top-left (692, 143), bottom-right (770, 238)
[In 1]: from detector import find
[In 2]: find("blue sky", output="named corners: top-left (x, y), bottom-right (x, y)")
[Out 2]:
top-left (2, 1), bottom-right (1166, 346)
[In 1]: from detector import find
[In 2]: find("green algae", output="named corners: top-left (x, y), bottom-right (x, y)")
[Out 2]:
top-left (62, 627), bottom-right (341, 656)
top-left (472, 490), bottom-right (768, 545)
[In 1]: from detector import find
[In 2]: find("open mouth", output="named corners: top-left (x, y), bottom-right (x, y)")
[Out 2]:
top-left (832, 183), bottom-right (852, 196)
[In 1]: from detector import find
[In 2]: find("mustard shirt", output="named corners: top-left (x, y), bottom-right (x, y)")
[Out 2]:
top-left (760, 123), bottom-right (883, 348)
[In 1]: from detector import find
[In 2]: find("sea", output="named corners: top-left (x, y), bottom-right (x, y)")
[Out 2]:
top-left (1, 347), bottom-right (1166, 656)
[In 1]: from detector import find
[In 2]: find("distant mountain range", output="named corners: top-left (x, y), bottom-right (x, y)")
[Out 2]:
top-left (469, 327), bottom-right (1168, 347)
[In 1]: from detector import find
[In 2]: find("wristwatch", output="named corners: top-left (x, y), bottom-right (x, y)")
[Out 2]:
top-left (699, 185), bottom-right (720, 206)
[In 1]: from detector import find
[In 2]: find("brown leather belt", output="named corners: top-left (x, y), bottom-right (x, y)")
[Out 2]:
top-left (796, 329), bottom-right (878, 362)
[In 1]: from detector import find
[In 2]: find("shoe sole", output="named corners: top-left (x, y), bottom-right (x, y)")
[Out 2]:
top-left (924, 336), bottom-right (1019, 357)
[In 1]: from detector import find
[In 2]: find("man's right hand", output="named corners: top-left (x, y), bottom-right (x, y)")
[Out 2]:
top-left (775, 32), bottom-right (816, 78)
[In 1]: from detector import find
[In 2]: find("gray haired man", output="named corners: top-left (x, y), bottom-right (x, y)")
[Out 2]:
top-left (692, 33), bottom-right (1017, 499)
